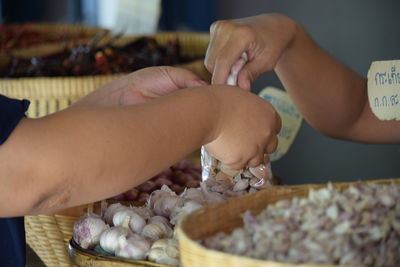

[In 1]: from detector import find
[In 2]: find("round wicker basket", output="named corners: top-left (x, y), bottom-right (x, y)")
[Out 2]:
top-left (178, 178), bottom-right (400, 267)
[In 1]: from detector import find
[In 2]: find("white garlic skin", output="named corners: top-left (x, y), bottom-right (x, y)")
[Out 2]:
top-left (148, 215), bottom-right (170, 226)
top-left (170, 200), bottom-right (203, 225)
top-left (141, 223), bottom-right (170, 241)
top-left (132, 206), bottom-right (154, 220)
top-left (147, 242), bottom-right (180, 266)
top-left (113, 209), bottom-right (146, 234)
top-left (73, 213), bottom-right (109, 249)
top-left (99, 226), bottom-right (130, 253)
top-left (103, 203), bottom-right (129, 225)
top-left (153, 195), bottom-right (183, 217)
top-left (147, 185), bottom-right (176, 210)
top-left (180, 188), bottom-right (206, 204)
top-left (115, 235), bottom-right (151, 260)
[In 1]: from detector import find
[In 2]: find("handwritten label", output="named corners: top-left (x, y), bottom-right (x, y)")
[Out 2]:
top-left (258, 87), bottom-right (302, 161)
top-left (367, 60), bottom-right (400, 120)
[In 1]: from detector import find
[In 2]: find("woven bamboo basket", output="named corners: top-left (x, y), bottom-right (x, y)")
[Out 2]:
top-left (178, 178), bottom-right (400, 267)
top-left (4, 31), bottom-right (210, 267)
top-left (0, 32), bottom-right (211, 118)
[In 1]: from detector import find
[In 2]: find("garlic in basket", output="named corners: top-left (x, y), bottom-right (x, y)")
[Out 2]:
top-left (99, 226), bottom-right (130, 253)
top-left (115, 235), bottom-right (151, 260)
top-left (103, 203), bottom-right (129, 225)
top-left (170, 200), bottom-right (203, 225)
top-left (73, 213), bottom-right (109, 249)
top-left (113, 209), bottom-right (146, 234)
top-left (142, 222), bottom-right (172, 241)
top-left (147, 238), bottom-right (180, 266)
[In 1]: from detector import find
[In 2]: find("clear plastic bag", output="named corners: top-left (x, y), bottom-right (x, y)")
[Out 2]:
top-left (200, 52), bottom-right (276, 199)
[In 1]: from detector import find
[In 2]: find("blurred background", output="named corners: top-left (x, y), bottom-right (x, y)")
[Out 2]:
top-left (1, 0), bottom-right (399, 186)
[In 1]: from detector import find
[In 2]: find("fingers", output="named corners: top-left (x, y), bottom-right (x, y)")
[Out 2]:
top-left (205, 21), bottom-right (253, 86)
top-left (211, 38), bottom-right (249, 86)
top-left (265, 135), bottom-right (279, 154)
top-left (163, 67), bottom-right (207, 89)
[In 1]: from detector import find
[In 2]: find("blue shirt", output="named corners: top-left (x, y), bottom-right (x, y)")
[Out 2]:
top-left (0, 94), bottom-right (30, 267)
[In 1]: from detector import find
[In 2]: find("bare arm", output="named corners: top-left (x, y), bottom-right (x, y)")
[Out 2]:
top-left (0, 85), bottom-right (279, 217)
top-left (275, 23), bottom-right (400, 143)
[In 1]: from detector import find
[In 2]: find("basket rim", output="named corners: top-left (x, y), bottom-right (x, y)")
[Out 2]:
top-left (178, 178), bottom-right (400, 267)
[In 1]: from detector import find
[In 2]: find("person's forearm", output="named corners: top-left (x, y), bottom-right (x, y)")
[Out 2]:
top-left (275, 23), bottom-right (367, 139)
top-left (0, 87), bottom-right (217, 217)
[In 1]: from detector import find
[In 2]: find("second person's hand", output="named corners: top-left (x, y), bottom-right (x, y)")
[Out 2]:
top-left (205, 13), bottom-right (297, 90)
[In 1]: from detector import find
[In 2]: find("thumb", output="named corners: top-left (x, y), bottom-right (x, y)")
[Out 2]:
top-left (165, 67), bottom-right (207, 89)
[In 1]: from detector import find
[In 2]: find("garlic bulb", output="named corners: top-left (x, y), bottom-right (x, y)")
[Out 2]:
top-left (153, 195), bottom-right (183, 217)
top-left (170, 200), bottom-right (203, 225)
top-left (141, 223), bottom-right (172, 241)
top-left (180, 188), bottom-right (206, 204)
top-left (103, 203), bottom-right (129, 225)
top-left (147, 185), bottom-right (177, 210)
top-left (113, 209), bottom-right (146, 234)
top-left (99, 226), bottom-right (130, 253)
top-left (149, 215), bottom-right (171, 226)
top-left (147, 238), bottom-right (180, 266)
top-left (131, 206), bottom-right (154, 220)
top-left (73, 213), bottom-right (109, 249)
top-left (115, 235), bottom-right (151, 260)
top-left (151, 238), bottom-right (178, 250)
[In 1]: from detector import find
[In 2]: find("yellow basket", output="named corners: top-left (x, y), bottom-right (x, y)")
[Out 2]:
top-left (178, 178), bottom-right (400, 267)
top-left (0, 32), bottom-right (211, 118)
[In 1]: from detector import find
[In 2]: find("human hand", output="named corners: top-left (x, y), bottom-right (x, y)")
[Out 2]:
top-left (205, 13), bottom-right (297, 90)
top-left (204, 85), bottom-right (281, 170)
top-left (75, 66), bottom-right (207, 107)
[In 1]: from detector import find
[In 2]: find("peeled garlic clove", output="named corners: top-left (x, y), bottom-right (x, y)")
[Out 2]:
top-left (141, 223), bottom-right (167, 241)
top-left (104, 203), bottom-right (129, 225)
top-left (73, 213), bottom-right (109, 249)
top-left (115, 235), bottom-right (151, 260)
top-left (233, 178), bottom-right (249, 192)
top-left (100, 226), bottom-right (130, 253)
top-left (249, 162), bottom-right (272, 181)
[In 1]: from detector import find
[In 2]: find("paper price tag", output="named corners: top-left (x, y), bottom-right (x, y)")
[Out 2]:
top-left (367, 60), bottom-right (400, 120)
top-left (258, 87), bottom-right (302, 161)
